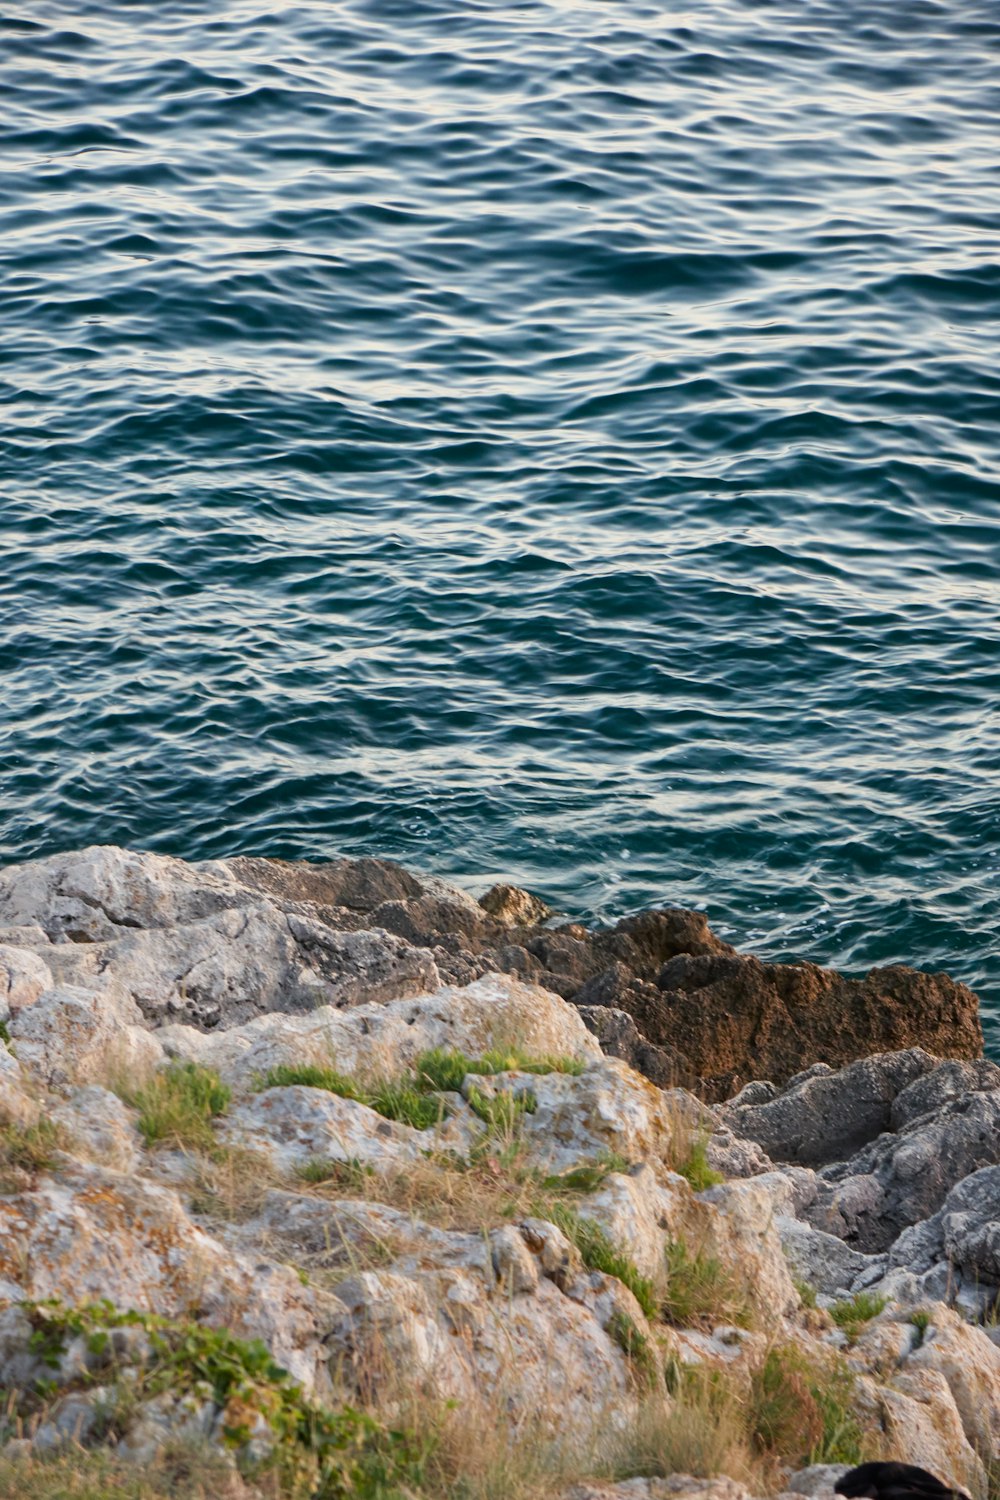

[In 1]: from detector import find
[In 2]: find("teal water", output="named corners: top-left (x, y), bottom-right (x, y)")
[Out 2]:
top-left (1, 2), bottom-right (999, 1040)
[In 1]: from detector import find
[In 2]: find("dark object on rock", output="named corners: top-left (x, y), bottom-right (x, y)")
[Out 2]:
top-left (835, 1462), bottom-right (969, 1500)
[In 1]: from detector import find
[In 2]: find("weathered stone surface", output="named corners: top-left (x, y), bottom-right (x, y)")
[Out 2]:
top-left (643, 950), bottom-right (981, 1101)
top-left (159, 973), bottom-right (601, 1089)
top-left (0, 945), bottom-right (52, 1020)
top-left (858, 1368), bottom-right (987, 1497)
top-left (479, 883), bottom-right (551, 926)
top-left (722, 1050), bottom-right (938, 1166)
top-left (890, 1058), bottom-right (1000, 1130)
top-left (810, 1087), bottom-right (1000, 1252)
top-left (904, 1304), bottom-right (1000, 1461)
top-left (577, 1002), bottom-right (695, 1089)
top-left (783, 1465), bottom-right (850, 1497)
top-left (8, 985), bottom-right (164, 1090)
top-left (0, 1162), bottom-right (325, 1389)
top-left (561, 1479), bottom-right (753, 1500)
top-left (776, 1215), bottom-right (879, 1296)
top-left (318, 1211), bottom-right (647, 1436)
top-left (222, 1085), bottom-right (436, 1172)
top-left (0, 1045), bottom-right (37, 1128)
top-left (50, 1086), bottom-right (142, 1173)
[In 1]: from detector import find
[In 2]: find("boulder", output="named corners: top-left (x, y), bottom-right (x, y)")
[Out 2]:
top-left (722, 1050), bottom-right (938, 1166)
top-left (628, 956), bottom-right (981, 1101)
top-left (810, 1086), bottom-right (1000, 1252)
top-left (157, 973), bottom-right (601, 1089)
top-left (0, 1161), bottom-right (326, 1390)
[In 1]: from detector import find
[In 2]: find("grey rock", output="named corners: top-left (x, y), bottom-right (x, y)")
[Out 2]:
top-left (575, 1004), bottom-right (694, 1089)
top-left (31, 1389), bottom-right (109, 1452)
top-left (722, 1049), bottom-right (936, 1166)
top-left (777, 1215), bottom-right (879, 1296)
top-left (891, 1058), bottom-right (1000, 1131)
top-left (784, 1465), bottom-right (850, 1497)
top-left (814, 1089), bottom-right (1000, 1252)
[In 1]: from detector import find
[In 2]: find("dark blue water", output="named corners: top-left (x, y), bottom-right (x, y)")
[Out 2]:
top-left (2, 1), bottom-right (999, 1038)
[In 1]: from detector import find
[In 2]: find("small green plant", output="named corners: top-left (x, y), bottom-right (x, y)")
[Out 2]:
top-left (413, 1048), bottom-right (471, 1094)
top-left (467, 1085), bottom-right (537, 1136)
top-left (296, 1156), bottom-right (374, 1190)
top-left (413, 1045), bottom-right (585, 1091)
top-left (909, 1308), bottom-right (932, 1348)
top-left (675, 1136), bottom-right (724, 1192)
top-left (607, 1310), bottom-right (660, 1388)
top-left (368, 1080), bottom-right (446, 1132)
top-left (0, 1118), bottom-right (65, 1190)
top-left (261, 1062), bottom-right (365, 1100)
top-left (473, 1047), bottom-right (586, 1077)
top-left (542, 1150), bottom-right (630, 1195)
top-left (22, 1299), bottom-right (432, 1497)
top-left (0, 1019), bottom-right (11, 1048)
top-left (750, 1343), bottom-right (865, 1467)
top-left (548, 1204), bottom-right (658, 1319)
top-left (793, 1276), bottom-right (818, 1310)
top-left (662, 1237), bottom-right (753, 1330)
top-left (126, 1062), bottom-right (231, 1150)
top-left (829, 1290), bottom-right (887, 1342)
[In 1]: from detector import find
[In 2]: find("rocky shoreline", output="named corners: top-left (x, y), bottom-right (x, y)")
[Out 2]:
top-left (1, 846), bottom-right (998, 1498)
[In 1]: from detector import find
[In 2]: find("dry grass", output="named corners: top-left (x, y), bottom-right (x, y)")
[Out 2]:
top-left (0, 1442), bottom-right (254, 1499)
top-left (0, 1118), bottom-right (70, 1193)
top-left (187, 1143), bottom-right (284, 1223)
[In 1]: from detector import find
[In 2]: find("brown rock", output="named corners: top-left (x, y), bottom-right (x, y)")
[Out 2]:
top-left (623, 953), bottom-right (982, 1102)
top-left (479, 883), bottom-right (551, 926)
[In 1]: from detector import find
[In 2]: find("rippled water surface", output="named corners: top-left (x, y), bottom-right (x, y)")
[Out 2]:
top-left (2, 0), bottom-right (999, 1036)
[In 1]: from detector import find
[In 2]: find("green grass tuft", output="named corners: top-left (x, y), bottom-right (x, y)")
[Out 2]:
top-left (466, 1085), bottom-right (537, 1136)
top-left (675, 1137), bottom-right (724, 1191)
top-left (607, 1310), bottom-right (660, 1388)
top-left (829, 1290), bottom-right (888, 1342)
top-left (127, 1063), bottom-right (231, 1150)
top-left (0, 1118), bottom-right (65, 1190)
top-left (368, 1080), bottom-right (447, 1132)
top-left (295, 1156), bottom-right (375, 1190)
top-left (750, 1343), bottom-right (866, 1466)
top-left (662, 1237), bottom-right (754, 1330)
top-left (793, 1276), bottom-right (818, 1310)
top-left (548, 1204), bottom-right (658, 1319)
top-left (261, 1063), bottom-right (365, 1101)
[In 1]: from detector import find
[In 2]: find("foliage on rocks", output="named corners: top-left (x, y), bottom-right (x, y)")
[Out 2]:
top-left (661, 1238), bottom-right (754, 1330)
top-left (122, 1062), bottom-right (231, 1150)
top-left (21, 1299), bottom-right (431, 1499)
top-left (0, 1118), bottom-right (66, 1192)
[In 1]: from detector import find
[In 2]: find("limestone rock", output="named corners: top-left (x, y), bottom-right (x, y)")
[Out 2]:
top-left (561, 1479), bottom-right (753, 1500)
top-left (860, 1368), bottom-right (987, 1497)
top-left (49, 1086), bottom-right (142, 1173)
top-left (777, 1215), bottom-right (880, 1297)
top-left (158, 974), bottom-right (602, 1090)
top-left (905, 1304), bottom-right (1000, 1461)
top-left (0, 946), bottom-right (52, 1020)
top-left (0, 1162), bottom-right (326, 1389)
top-left (222, 1086), bottom-right (433, 1173)
top-left (8, 985), bottom-right (163, 1090)
top-left (812, 1087), bottom-right (1000, 1252)
top-left (721, 1050), bottom-right (939, 1166)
